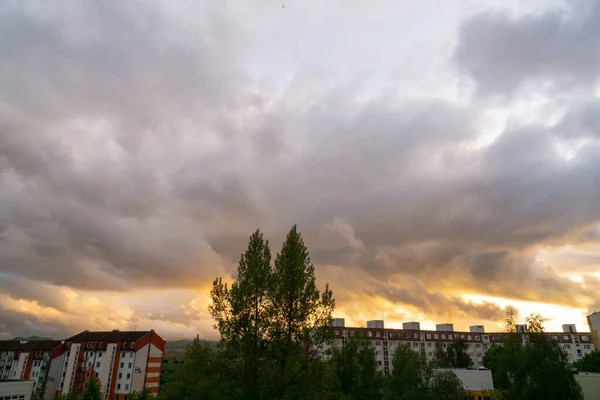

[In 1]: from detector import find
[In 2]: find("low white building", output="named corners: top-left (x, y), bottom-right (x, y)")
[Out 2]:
top-left (0, 379), bottom-right (35, 400)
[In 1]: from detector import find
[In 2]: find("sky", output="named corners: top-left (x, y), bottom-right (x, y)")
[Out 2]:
top-left (1, 0), bottom-right (600, 340)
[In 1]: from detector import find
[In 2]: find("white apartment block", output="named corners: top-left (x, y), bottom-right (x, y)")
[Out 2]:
top-left (0, 330), bottom-right (165, 400)
top-left (0, 340), bottom-right (62, 398)
top-left (47, 330), bottom-right (165, 400)
top-left (330, 318), bottom-right (595, 374)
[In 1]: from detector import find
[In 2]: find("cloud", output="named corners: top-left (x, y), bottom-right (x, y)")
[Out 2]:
top-left (454, 0), bottom-right (600, 95)
top-left (1, 0), bottom-right (600, 338)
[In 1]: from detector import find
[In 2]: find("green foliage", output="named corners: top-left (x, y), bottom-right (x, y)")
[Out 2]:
top-left (57, 392), bottom-right (78, 400)
top-left (158, 337), bottom-right (221, 400)
top-left (427, 370), bottom-right (464, 400)
top-left (486, 309), bottom-right (584, 400)
top-left (80, 379), bottom-right (102, 400)
top-left (572, 350), bottom-right (600, 373)
top-left (385, 345), bottom-right (463, 400)
top-left (206, 226), bottom-right (335, 400)
top-left (331, 333), bottom-right (382, 400)
top-left (130, 387), bottom-right (152, 400)
top-left (433, 339), bottom-right (472, 368)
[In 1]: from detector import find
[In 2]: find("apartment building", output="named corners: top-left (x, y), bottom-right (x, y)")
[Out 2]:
top-left (45, 330), bottom-right (165, 400)
top-left (330, 319), bottom-right (594, 374)
top-left (0, 340), bottom-right (62, 398)
top-left (587, 312), bottom-right (600, 350)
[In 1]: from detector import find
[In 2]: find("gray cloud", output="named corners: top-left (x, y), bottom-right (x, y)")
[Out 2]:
top-left (454, 0), bottom-right (600, 95)
top-left (1, 0), bottom-right (600, 338)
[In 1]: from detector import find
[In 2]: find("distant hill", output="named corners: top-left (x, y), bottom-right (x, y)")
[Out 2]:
top-left (11, 336), bottom-right (52, 341)
top-left (165, 339), bottom-right (218, 360)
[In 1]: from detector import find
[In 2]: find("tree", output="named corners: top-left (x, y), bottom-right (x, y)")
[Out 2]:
top-left (207, 226), bottom-right (335, 400)
top-left (427, 370), bottom-right (464, 400)
top-left (209, 229), bottom-right (274, 399)
top-left (81, 379), bottom-right (102, 400)
top-left (385, 345), bottom-right (429, 400)
top-left (434, 339), bottom-right (472, 368)
top-left (525, 313), bottom-right (545, 333)
top-left (573, 350), bottom-right (600, 373)
top-left (130, 387), bottom-right (152, 400)
top-left (504, 306), bottom-right (518, 333)
top-left (488, 309), bottom-right (583, 400)
top-left (157, 337), bottom-right (221, 400)
top-left (331, 333), bottom-right (382, 400)
top-left (269, 225), bottom-right (335, 400)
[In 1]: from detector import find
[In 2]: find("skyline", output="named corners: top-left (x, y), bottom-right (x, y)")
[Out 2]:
top-left (1, 0), bottom-right (600, 340)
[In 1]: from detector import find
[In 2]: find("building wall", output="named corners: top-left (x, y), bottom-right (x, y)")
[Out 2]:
top-left (588, 313), bottom-right (600, 351)
top-left (0, 380), bottom-right (35, 400)
top-left (44, 351), bottom-right (65, 400)
top-left (331, 326), bottom-right (595, 373)
top-left (575, 374), bottom-right (600, 400)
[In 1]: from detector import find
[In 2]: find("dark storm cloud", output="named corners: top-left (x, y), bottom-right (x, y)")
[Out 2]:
top-left (454, 0), bottom-right (600, 95)
top-left (1, 0), bottom-right (600, 339)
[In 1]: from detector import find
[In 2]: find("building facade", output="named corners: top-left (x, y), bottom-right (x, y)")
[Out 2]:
top-left (0, 340), bottom-right (62, 398)
top-left (0, 330), bottom-right (165, 400)
top-left (587, 312), bottom-right (600, 350)
top-left (47, 330), bottom-right (165, 400)
top-left (0, 380), bottom-right (35, 400)
top-left (330, 319), bottom-right (594, 374)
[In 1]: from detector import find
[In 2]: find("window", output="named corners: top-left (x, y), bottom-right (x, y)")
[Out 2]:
top-left (441, 334), bottom-right (446, 339)
top-left (434, 334), bottom-right (439, 339)
top-left (551, 335), bottom-right (558, 341)
top-left (96, 362), bottom-right (100, 368)
top-left (125, 384), bottom-right (129, 390)
top-left (367, 332), bottom-right (372, 337)
top-left (119, 373), bottom-right (122, 379)
top-left (96, 372), bottom-right (99, 377)
top-left (126, 373), bottom-right (130, 379)
top-left (426, 334), bottom-right (431, 339)
top-left (98, 353), bottom-right (102, 358)
top-left (413, 342), bottom-right (419, 347)
top-left (467, 335), bottom-right (472, 340)
top-left (563, 335), bottom-right (570, 340)
top-left (130, 343), bottom-right (135, 349)
top-left (117, 384), bottom-right (121, 390)
top-left (120, 363), bottom-right (124, 368)
top-left (121, 352), bottom-right (125, 358)
top-left (448, 335), bottom-right (453, 340)
top-left (334, 330), bottom-right (340, 336)
top-left (476, 344), bottom-right (481, 348)
top-left (376, 332), bottom-right (380, 337)
top-left (128, 363), bottom-right (132, 368)
top-left (582, 336), bottom-right (590, 341)
top-left (483, 335), bottom-right (488, 341)
top-left (427, 343), bottom-right (432, 347)
top-left (584, 345), bottom-right (591, 350)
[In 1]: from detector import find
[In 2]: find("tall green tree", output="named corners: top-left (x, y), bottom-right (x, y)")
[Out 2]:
top-left (80, 379), bottom-right (101, 400)
top-left (573, 350), bottom-right (600, 373)
top-left (269, 225), bottom-right (335, 400)
top-left (331, 333), bottom-right (382, 400)
top-left (209, 230), bottom-right (274, 399)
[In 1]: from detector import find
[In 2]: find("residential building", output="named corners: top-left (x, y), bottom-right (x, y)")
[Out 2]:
top-left (48, 330), bottom-right (165, 400)
top-left (0, 379), bottom-right (35, 400)
top-left (330, 319), bottom-right (594, 374)
top-left (587, 312), bottom-right (600, 350)
top-left (0, 340), bottom-right (62, 398)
